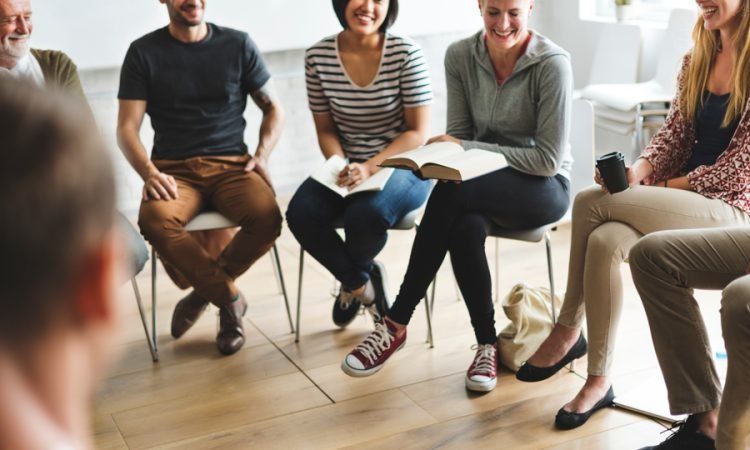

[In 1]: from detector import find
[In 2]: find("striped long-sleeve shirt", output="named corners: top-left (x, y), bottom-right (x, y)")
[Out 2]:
top-left (305, 34), bottom-right (433, 161)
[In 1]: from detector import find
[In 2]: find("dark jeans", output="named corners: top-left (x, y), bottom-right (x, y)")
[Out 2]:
top-left (286, 170), bottom-right (430, 290)
top-left (388, 168), bottom-right (570, 344)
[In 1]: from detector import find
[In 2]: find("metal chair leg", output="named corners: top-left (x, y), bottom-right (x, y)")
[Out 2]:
top-left (132, 277), bottom-right (158, 362)
top-left (272, 244), bottom-right (294, 334)
top-left (295, 247), bottom-right (304, 343)
top-left (424, 291), bottom-right (434, 348)
top-left (430, 278), bottom-right (436, 314)
top-left (544, 231), bottom-right (557, 324)
top-left (150, 247), bottom-right (158, 353)
top-left (270, 243), bottom-right (284, 294)
top-left (494, 238), bottom-right (500, 303)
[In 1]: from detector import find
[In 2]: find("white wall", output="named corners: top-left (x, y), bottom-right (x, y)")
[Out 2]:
top-left (532, 0), bottom-right (671, 88)
top-left (31, 0), bottom-right (483, 69)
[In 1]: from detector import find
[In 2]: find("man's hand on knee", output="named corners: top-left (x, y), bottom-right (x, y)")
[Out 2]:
top-left (143, 170), bottom-right (179, 201)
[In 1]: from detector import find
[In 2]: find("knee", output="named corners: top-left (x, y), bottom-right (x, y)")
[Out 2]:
top-left (239, 201), bottom-right (282, 244)
top-left (449, 214), bottom-right (487, 249)
top-left (343, 202), bottom-right (389, 234)
top-left (721, 276), bottom-right (750, 324)
top-left (587, 222), bottom-right (632, 262)
top-left (572, 185), bottom-right (604, 217)
top-left (137, 203), bottom-right (177, 242)
top-left (629, 233), bottom-right (666, 273)
top-left (285, 192), bottom-right (309, 235)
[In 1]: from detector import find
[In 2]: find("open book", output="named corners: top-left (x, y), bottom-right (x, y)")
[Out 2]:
top-left (379, 141), bottom-right (508, 182)
top-left (311, 155), bottom-right (393, 197)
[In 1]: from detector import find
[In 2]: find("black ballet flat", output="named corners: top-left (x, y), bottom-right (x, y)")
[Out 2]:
top-left (555, 386), bottom-right (615, 430)
top-left (515, 333), bottom-right (587, 382)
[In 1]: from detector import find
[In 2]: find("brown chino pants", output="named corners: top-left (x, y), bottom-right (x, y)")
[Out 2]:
top-left (138, 155), bottom-right (282, 307)
top-left (629, 227), bottom-right (750, 450)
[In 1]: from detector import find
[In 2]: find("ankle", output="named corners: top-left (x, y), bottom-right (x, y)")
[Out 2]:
top-left (695, 411), bottom-right (719, 439)
top-left (385, 317), bottom-right (407, 338)
top-left (583, 375), bottom-right (610, 390)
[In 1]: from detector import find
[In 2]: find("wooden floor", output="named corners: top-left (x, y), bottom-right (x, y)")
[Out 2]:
top-left (94, 207), bottom-right (719, 449)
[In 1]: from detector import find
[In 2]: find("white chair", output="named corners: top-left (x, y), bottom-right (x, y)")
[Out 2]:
top-left (138, 211), bottom-right (294, 361)
top-left (425, 99), bottom-right (596, 347)
top-left (294, 206), bottom-right (429, 343)
top-left (581, 8), bottom-right (697, 159)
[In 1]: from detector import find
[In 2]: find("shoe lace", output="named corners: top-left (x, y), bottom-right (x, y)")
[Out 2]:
top-left (469, 344), bottom-right (497, 375)
top-left (355, 322), bottom-right (394, 365)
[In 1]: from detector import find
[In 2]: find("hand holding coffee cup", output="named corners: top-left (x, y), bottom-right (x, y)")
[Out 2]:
top-left (595, 152), bottom-right (629, 194)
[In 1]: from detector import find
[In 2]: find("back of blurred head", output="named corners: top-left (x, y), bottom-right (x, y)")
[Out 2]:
top-left (0, 77), bottom-right (121, 449)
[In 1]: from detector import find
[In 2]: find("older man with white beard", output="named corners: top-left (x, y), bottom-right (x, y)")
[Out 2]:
top-left (0, 0), bottom-right (150, 278)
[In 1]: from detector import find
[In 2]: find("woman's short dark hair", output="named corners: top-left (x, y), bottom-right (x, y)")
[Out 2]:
top-left (332, 0), bottom-right (399, 33)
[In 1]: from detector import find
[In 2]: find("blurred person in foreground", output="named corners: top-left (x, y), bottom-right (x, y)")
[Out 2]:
top-left (0, 78), bottom-right (123, 450)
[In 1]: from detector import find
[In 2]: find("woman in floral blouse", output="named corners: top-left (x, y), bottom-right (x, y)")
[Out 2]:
top-left (516, 0), bottom-right (750, 432)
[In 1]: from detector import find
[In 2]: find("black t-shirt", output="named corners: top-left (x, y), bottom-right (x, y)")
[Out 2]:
top-left (118, 24), bottom-right (271, 160)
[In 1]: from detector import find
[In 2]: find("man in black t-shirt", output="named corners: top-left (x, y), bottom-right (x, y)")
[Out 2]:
top-left (117, 0), bottom-right (285, 356)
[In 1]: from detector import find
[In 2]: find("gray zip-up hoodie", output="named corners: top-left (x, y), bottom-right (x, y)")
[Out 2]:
top-left (445, 30), bottom-right (573, 178)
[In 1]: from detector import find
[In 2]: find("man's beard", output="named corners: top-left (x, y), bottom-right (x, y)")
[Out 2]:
top-left (1, 34), bottom-right (31, 61)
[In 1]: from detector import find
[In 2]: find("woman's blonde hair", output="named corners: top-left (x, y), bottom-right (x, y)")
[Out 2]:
top-left (683, 1), bottom-right (750, 127)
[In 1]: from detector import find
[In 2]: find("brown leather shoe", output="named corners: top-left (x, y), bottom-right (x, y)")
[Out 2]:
top-left (170, 291), bottom-right (209, 339)
top-left (216, 292), bottom-right (248, 355)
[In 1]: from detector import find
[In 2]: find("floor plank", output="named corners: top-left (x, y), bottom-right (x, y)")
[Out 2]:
top-left (155, 389), bottom-right (436, 449)
top-left (113, 372), bottom-right (331, 449)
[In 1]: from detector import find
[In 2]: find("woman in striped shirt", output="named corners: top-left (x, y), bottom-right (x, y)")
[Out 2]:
top-left (286, 0), bottom-right (433, 330)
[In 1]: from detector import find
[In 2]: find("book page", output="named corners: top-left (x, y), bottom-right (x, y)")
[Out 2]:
top-left (311, 155), bottom-right (349, 197)
top-left (311, 155), bottom-right (394, 197)
top-left (422, 149), bottom-right (508, 181)
top-left (381, 141), bottom-right (463, 169)
top-left (349, 167), bottom-right (394, 195)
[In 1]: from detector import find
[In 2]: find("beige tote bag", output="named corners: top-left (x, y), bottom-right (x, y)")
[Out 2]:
top-left (497, 283), bottom-right (562, 371)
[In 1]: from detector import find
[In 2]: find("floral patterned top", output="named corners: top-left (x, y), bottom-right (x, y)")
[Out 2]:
top-left (640, 53), bottom-right (750, 215)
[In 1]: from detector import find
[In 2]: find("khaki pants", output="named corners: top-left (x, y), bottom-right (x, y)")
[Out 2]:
top-left (629, 227), bottom-right (750, 450)
top-left (558, 185), bottom-right (750, 375)
top-left (138, 155), bottom-right (282, 307)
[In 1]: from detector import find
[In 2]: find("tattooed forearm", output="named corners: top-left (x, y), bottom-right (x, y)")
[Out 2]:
top-left (250, 79), bottom-right (284, 158)
top-left (250, 80), bottom-right (277, 114)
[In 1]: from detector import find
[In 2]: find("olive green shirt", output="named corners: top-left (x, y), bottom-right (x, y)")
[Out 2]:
top-left (30, 48), bottom-right (92, 120)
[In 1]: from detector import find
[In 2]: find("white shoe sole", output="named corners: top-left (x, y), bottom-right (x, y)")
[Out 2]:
top-left (465, 375), bottom-right (497, 392)
top-left (340, 340), bottom-right (406, 378)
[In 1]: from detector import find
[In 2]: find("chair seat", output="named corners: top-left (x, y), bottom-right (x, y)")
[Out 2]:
top-left (185, 211), bottom-right (237, 231)
top-left (487, 224), bottom-right (549, 243)
top-left (330, 207), bottom-right (422, 231)
top-left (581, 80), bottom-right (672, 112)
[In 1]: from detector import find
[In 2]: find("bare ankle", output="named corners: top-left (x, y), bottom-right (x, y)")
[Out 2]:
top-left (385, 317), bottom-right (407, 338)
top-left (695, 410), bottom-right (719, 439)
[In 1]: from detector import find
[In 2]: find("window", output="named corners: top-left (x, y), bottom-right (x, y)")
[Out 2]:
top-left (591, 0), bottom-right (695, 22)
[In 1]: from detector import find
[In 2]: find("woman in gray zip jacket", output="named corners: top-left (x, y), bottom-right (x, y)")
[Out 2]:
top-left (341, 0), bottom-right (573, 394)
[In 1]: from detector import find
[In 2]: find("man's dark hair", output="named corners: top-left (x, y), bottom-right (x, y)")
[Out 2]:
top-left (0, 78), bottom-right (116, 345)
top-left (332, 0), bottom-right (399, 33)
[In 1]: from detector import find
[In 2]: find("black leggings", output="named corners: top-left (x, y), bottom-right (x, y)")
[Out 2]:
top-left (388, 168), bottom-right (570, 344)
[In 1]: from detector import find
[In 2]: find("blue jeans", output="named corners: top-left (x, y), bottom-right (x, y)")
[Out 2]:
top-left (286, 170), bottom-right (430, 290)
